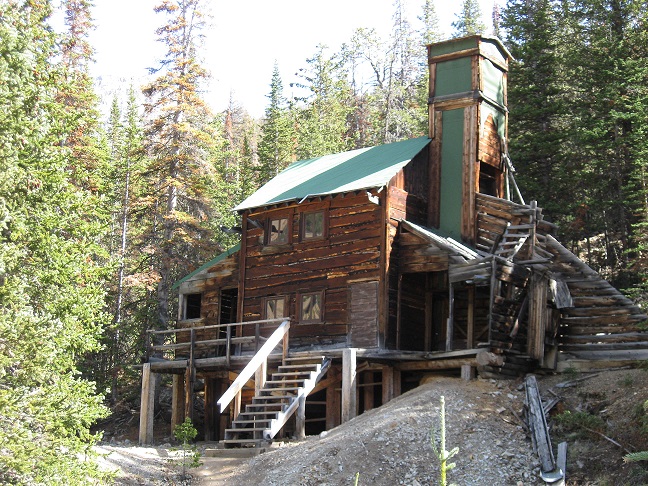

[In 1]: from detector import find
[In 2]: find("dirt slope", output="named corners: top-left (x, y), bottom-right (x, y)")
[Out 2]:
top-left (215, 376), bottom-right (541, 486)
top-left (99, 369), bottom-right (648, 485)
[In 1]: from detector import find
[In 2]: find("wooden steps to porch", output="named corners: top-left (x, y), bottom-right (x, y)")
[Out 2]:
top-left (223, 356), bottom-right (331, 448)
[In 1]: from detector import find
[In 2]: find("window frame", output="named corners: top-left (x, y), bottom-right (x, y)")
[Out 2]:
top-left (264, 213), bottom-right (292, 246)
top-left (300, 209), bottom-right (328, 242)
top-left (182, 292), bottom-right (202, 320)
top-left (263, 295), bottom-right (289, 321)
top-left (298, 290), bottom-right (324, 324)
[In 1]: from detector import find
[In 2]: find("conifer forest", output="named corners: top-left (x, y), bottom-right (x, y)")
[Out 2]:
top-left (1, 0), bottom-right (647, 483)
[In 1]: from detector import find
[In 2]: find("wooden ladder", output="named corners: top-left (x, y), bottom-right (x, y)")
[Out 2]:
top-left (223, 356), bottom-right (331, 448)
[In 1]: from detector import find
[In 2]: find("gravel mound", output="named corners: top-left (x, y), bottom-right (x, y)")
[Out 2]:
top-left (228, 376), bottom-right (543, 486)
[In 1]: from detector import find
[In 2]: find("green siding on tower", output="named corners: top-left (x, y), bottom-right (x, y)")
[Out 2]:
top-left (435, 57), bottom-right (473, 97)
top-left (439, 109), bottom-right (465, 238)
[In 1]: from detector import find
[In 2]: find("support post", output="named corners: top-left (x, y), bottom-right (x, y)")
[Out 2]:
top-left (139, 363), bottom-right (156, 445)
top-left (382, 365), bottom-right (394, 404)
top-left (341, 348), bottom-right (357, 423)
top-left (295, 395), bottom-right (306, 439)
top-left (171, 374), bottom-right (185, 434)
top-left (446, 284), bottom-right (455, 351)
top-left (467, 285), bottom-right (475, 349)
top-left (233, 390), bottom-right (241, 421)
top-left (255, 359), bottom-right (267, 396)
top-left (363, 372), bottom-right (375, 411)
top-left (326, 382), bottom-right (341, 429)
top-left (184, 365), bottom-right (194, 421)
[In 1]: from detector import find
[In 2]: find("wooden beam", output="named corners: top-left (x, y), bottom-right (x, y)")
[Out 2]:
top-left (363, 372), bottom-right (375, 412)
top-left (382, 365), bottom-right (394, 404)
top-left (446, 284), bottom-right (455, 351)
top-left (296, 395), bottom-right (306, 439)
top-left (138, 363), bottom-right (156, 446)
top-left (341, 348), bottom-right (357, 423)
top-left (184, 364), bottom-right (194, 421)
top-left (467, 285), bottom-right (475, 349)
top-left (525, 375), bottom-right (555, 473)
top-left (171, 373), bottom-right (184, 434)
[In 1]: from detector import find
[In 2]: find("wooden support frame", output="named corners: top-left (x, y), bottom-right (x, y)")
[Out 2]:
top-left (446, 284), bottom-right (455, 352)
top-left (341, 348), bottom-right (357, 423)
top-left (171, 374), bottom-right (184, 433)
top-left (139, 363), bottom-right (157, 445)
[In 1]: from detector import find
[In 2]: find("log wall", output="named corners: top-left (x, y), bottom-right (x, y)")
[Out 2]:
top-left (241, 194), bottom-right (383, 346)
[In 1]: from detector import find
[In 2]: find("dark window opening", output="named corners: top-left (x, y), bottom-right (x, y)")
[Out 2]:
top-left (220, 288), bottom-right (238, 324)
top-left (184, 293), bottom-right (202, 320)
top-left (479, 163), bottom-right (502, 197)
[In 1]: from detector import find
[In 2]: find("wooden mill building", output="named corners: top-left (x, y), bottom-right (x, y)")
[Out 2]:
top-left (138, 35), bottom-right (647, 446)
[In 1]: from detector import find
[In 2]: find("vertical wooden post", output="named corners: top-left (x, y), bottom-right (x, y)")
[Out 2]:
top-left (326, 382), bottom-right (341, 429)
top-left (363, 371), bottom-right (375, 412)
top-left (467, 285), bottom-right (475, 349)
top-left (184, 365), bottom-right (194, 421)
top-left (226, 324), bottom-right (231, 366)
top-left (446, 284), bottom-right (455, 351)
top-left (295, 394), bottom-right (306, 439)
top-left (396, 274), bottom-right (402, 349)
top-left (255, 359), bottom-right (267, 396)
top-left (139, 363), bottom-right (156, 445)
top-left (341, 348), bottom-right (357, 423)
top-left (382, 365), bottom-right (394, 405)
top-left (171, 373), bottom-right (185, 433)
top-left (233, 390), bottom-right (241, 421)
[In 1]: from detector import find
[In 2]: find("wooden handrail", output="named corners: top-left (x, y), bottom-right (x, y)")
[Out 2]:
top-left (147, 317), bottom-right (287, 335)
top-left (217, 319), bottom-right (290, 413)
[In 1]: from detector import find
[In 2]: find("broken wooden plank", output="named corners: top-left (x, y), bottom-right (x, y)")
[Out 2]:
top-left (525, 375), bottom-right (555, 474)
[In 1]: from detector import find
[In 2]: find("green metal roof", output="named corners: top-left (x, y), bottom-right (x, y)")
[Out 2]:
top-left (234, 137), bottom-right (431, 212)
top-left (172, 243), bottom-right (241, 290)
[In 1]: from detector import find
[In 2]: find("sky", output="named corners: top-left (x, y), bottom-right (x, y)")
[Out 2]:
top-left (85, 0), bottom-right (501, 118)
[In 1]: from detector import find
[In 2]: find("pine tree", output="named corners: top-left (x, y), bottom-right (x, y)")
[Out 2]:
top-left (451, 0), bottom-right (487, 37)
top-left (419, 0), bottom-right (443, 44)
top-left (257, 63), bottom-right (295, 185)
top-left (0, 1), bottom-right (108, 482)
top-left (502, 0), bottom-right (572, 221)
top-left (564, 0), bottom-right (648, 287)
top-left (142, 0), bottom-right (220, 332)
top-left (292, 45), bottom-right (355, 158)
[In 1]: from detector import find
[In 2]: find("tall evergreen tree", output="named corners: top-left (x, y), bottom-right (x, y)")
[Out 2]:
top-left (564, 0), bottom-right (648, 285)
top-left (419, 0), bottom-right (443, 44)
top-left (142, 0), bottom-right (220, 332)
top-left (452, 0), bottom-right (487, 37)
top-left (257, 63), bottom-right (295, 185)
top-left (0, 1), bottom-right (108, 482)
top-left (502, 0), bottom-right (572, 220)
top-left (293, 45), bottom-right (355, 158)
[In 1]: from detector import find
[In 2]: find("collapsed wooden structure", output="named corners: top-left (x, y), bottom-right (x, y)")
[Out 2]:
top-left (138, 35), bottom-right (647, 446)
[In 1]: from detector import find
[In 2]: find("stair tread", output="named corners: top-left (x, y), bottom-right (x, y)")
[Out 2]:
top-left (272, 371), bottom-right (315, 376)
top-left (226, 427), bottom-right (268, 432)
top-left (253, 395), bottom-right (295, 400)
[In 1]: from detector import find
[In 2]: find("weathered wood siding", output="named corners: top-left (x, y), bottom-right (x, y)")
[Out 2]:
top-left (241, 194), bottom-right (383, 346)
top-left (176, 252), bottom-right (240, 354)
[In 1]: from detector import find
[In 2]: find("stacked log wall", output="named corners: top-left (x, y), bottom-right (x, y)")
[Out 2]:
top-left (241, 194), bottom-right (383, 346)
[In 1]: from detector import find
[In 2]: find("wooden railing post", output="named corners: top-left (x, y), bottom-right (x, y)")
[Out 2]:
top-left (226, 324), bottom-right (231, 366)
top-left (255, 322), bottom-right (260, 352)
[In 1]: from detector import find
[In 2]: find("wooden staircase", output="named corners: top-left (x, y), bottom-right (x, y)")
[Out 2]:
top-left (223, 356), bottom-right (331, 448)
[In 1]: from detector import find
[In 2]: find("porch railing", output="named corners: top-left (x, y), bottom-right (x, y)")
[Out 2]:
top-left (146, 317), bottom-right (289, 366)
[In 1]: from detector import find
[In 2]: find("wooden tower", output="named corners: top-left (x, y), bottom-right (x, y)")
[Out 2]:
top-left (427, 35), bottom-right (512, 245)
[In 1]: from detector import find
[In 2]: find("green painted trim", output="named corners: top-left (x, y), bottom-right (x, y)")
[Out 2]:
top-left (172, 242), bottom-right (241, 290)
